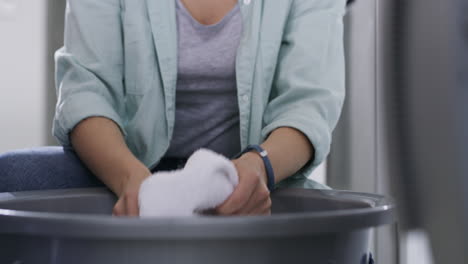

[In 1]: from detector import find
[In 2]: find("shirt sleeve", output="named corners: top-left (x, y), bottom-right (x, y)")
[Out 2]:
top-left (53, 0), bottom-right (126, 146)
top-left (261, 0), bottom-right (347, 177)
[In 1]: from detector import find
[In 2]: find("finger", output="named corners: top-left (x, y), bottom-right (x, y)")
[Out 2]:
top-left (217, 174), bottom-right (258, 215)
top-left (217, 185), bottom-right (254, 215)
top-left (244, 196), bottom-right (271, 215)
top-left (255, 201), bottom-right (273, 216)
top-left (112, 199), bottom-right (125, 216)
top-left (237, 184), bottom-right (270, 215)
top-left (260, 208), bottom-right (272, 216)
top-left (262, 198), bottom-right (272, 215)
top-left (245, 195), bottom-right (272, 215)
top-left (126, 193), bottom-right (139, 217)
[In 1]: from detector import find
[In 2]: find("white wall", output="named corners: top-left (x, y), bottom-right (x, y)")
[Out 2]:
top-left (0, 0), bottom-right (48, 153)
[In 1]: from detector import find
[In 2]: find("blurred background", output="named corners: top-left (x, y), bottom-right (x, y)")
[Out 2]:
top-left (1, 0), bottom-right (467, 263)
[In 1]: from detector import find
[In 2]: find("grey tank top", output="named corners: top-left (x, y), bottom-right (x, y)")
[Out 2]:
top-left (165, 0), bottom-right (243, 158)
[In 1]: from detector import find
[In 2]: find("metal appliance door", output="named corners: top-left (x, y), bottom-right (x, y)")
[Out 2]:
top-left (383, 0), bottom-right (468, 263)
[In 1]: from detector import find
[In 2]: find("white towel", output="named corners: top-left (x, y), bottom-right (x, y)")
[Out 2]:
top-left (138, 149), bottom-right (239, 217)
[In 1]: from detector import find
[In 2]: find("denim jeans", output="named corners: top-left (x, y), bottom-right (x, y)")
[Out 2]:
top-left (0, 147), bottom-right (105, 193)
top-left (0, 147), bottom-right (189, 193)
top-left (0, 147), bottom-right (329, 193)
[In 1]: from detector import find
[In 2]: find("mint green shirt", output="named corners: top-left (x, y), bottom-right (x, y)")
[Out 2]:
top-left (53, 0), bottom-right (346, 188)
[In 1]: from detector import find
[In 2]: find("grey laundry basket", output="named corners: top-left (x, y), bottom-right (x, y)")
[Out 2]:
top-left (0, 187), bottom-right (394, 264)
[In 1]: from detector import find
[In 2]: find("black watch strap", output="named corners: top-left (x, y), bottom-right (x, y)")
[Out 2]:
top-left (235, 144), bottom-right (275, 192)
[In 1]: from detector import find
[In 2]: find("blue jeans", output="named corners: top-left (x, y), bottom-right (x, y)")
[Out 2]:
top-left (0, 147), bottom-right (187, 193)
top-left (0, 147), bottom-right (329, 193)
top-left (0, 147), bottom-right (105, 193)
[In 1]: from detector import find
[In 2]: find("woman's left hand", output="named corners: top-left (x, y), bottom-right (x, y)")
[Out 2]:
top-left (216, 152), bottom-right (272, 216)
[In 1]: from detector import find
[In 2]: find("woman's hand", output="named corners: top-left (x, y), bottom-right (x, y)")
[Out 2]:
top-left (70, 116), bottom-right (153, 217)
top-left (216, 152), bottom-right (272, 216)
top-left (112, 166), bottom-right (151, 217)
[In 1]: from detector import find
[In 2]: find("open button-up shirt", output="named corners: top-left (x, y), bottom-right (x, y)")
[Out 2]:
top-left (53, 0), bottom-right (347, 188)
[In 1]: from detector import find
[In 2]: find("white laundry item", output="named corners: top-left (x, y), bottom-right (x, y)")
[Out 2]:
top-left (138, 148), bottom-right (239, 217)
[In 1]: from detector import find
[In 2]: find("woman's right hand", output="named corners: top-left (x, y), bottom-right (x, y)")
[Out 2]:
top-left (69, 117), bottom-right (152, 217)
top-left (112, 167), bottom-right (151, 217)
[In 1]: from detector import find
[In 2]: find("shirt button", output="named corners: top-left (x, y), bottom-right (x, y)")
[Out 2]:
top-left (242, 95), bottom-right (249, 102)
top-left (244, 0), bottom-right (251, 5)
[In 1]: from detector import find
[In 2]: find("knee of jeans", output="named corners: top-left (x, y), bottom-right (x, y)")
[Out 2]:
top-left (0, 152), bottom-right (26, 192)
top-left (0, 151), bottom-right (20, 172)
top-left (0, 149), bottom-right (53, 191)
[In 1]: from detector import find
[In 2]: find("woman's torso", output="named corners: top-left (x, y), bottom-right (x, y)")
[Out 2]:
top-left (54, 0), bottom-right (347, 182)
top-left (165, 0), bottom-right (243, 158)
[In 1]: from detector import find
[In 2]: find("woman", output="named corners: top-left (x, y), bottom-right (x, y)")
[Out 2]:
top-left (0, 0), bottom-right (346, 216)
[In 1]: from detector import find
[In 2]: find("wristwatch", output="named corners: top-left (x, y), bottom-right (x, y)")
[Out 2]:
top-left (235, 144), bottom-right (275, 192)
